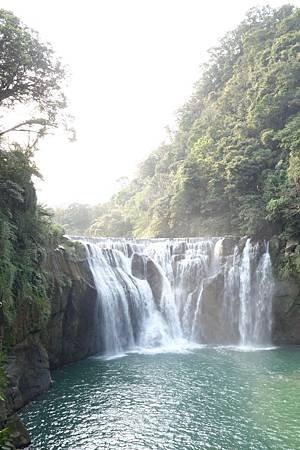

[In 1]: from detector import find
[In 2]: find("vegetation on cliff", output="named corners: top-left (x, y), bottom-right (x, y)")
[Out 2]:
top-left (0, 16), bottom-right (81, 446)
top-left (0, 9), bottom-right (70, 350)
top-left (0, 10), bottom-right (89, 446)
top-left (56, 5), bottom-right (299, 240)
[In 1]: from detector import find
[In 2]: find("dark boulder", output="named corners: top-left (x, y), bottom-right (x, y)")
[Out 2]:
top-left (198, 272), bottom-right (239, 344)
top-left (131, 253), bottom-right (147, 279)
top-left (221, 236), bottom-right (240, 257)
top-left (146, 259), bottom-right (164, 306)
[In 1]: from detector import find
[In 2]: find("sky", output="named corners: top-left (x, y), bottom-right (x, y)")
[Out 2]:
top-left (0, 0), bottom-right (298, 207)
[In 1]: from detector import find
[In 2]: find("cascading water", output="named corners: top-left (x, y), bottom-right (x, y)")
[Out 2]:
top-left (238, 239), bottom-right (274, 346)
top-left (76, 236), bottom-right (274, 355)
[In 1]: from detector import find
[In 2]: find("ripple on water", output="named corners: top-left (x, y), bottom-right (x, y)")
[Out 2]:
top-left (20, 347), bottom-right (300, 450)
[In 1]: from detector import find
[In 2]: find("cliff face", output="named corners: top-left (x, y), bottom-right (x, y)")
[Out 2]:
top-left (1, 246), bottom-right (98, 448)
top-left (271, 239), bottom-right (300, 345)
top-left (272, 280), bottom-right (300, 345)
top-left (42, 248), bottom-right (98, 368)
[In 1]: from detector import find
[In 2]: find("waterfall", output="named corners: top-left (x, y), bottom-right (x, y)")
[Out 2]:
top-left (76, 237), bottom-right (274, 355)
top-left (238, 239), bottom-right (274, 346)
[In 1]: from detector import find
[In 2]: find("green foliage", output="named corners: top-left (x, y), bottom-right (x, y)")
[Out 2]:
top-left (0, 147), bottom-right (55, 345)
top-left (0, 9), bottom-right (66, 140)
top-left (89, 207), bottom-right (133, 237)
top-left (0, 9), bottom-right (68, 349)
top-left (0, 427), bottom-right (12, 449)
top-left (53, 203), bottom-right (101, 236)
top-left (276, 245), bottom-right (300, 281)
top-left (79, 4), bottom-right (300, 239)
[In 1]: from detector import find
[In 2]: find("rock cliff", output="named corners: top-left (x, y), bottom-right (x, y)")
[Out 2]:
top-left (270, 238), bottom-right (300, 345)
top-left (0, 244), bottom-right (98, 448)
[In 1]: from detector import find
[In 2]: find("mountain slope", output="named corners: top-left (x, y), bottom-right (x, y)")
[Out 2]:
top-left (89, 4), bottom-right (300, 239)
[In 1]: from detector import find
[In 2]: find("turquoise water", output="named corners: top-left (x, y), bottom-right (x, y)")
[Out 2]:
top-left (20, 347), bottom-right (300, 450)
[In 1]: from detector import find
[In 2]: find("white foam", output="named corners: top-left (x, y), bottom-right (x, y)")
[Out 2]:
top-left (91, 352), bottom-right (127, 361)
top-left (221, 344), bottom-right (278, 352)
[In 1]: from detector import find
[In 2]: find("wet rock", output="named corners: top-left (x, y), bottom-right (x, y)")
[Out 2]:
top-left (285, 240), bottom-right (298, 254)
top-left (238, 236), bottom-right (249, 253)
top-left (6, 415), bottom-right (30, 449)
top-left (43, 274), bottom-right (99, 369)
top-left (273, 280), bottom-right (300, 298)
top-left (131, 253), bottom-right (147, 279)
top-left (0, 398), bottom-right (7, 425)
top-left (172, 254), bottom-right (185, 263)
top-left (198, 273), bottom-right (239, 345)
top-left (126, 243), bottom-right (133, 258)
top-left (270, 239), bottom-right (300, 345)
top-left (171, 241), bottom-right (187, 256)
top-left (40, 248), bottom-right (100, 367)
top-left (221, 236), bottom-right (240, 257)
top-left (269, 237), bottom-right (281, 260)
top-left (146, 259), bottom-right (163, 306)
top-left (5, 337), bottom-right (51, 413)
top-left (272, 279), bottom-right (300, 345)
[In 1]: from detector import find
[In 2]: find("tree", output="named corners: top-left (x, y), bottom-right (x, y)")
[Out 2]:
top-left (65, 5), bottom-right (300, 240)
top-left (0, 8), bottom-right (70, 347)
top-left (0, 9), bottom-right (67, 144)
top-left (54, 203), bottom-right (95, 235)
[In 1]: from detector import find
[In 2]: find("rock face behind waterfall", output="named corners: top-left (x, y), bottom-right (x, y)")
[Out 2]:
top-left (198, 272), bottom-right (238, 344)
top-left (145, 259), bottom-right (164, 306)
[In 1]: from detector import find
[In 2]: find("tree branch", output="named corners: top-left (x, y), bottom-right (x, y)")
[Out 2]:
top-left (0, 118), bottom-right (47, 136)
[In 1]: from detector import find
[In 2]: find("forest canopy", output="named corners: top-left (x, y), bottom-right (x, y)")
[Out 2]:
top-left (55, 4), bottom-right (300, 240)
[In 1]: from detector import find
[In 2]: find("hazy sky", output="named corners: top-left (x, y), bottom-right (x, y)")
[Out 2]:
top-left (1, 0), bottom-right (298, 206)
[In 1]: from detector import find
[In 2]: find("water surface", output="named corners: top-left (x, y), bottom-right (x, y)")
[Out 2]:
top-left (20, 347), bottom-right (300, 450)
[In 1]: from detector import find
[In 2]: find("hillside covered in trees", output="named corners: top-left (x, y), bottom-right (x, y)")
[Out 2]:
top-left (56, 5), bottom-right (299, 239)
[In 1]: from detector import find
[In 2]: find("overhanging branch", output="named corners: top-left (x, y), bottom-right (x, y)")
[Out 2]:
top-left (0, 118), bottom-right (48, 136)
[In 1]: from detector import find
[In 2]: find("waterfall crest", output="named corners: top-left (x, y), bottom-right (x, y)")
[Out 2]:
top-left (77, 237), bottom-right (274, 355)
